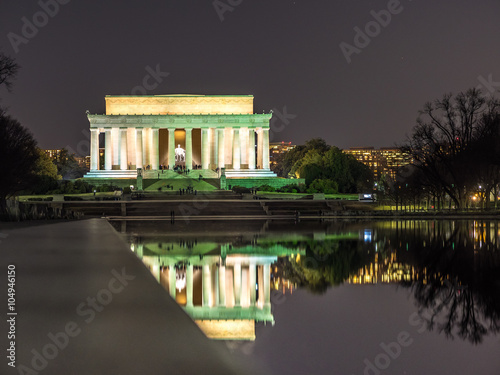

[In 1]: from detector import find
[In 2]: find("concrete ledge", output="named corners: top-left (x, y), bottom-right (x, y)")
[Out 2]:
top-left (225, 169), bottom-right (277, 178)
top-left (84, 170), bottom-right (138, 178)
top-left (0, 219), bottom-right (264, 374)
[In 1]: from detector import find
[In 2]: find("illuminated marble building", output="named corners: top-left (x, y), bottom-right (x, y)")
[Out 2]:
top-left (85, 95), bottom-right (277, 179)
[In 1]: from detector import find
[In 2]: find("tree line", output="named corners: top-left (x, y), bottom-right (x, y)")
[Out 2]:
top-left (392, 88), bottom-right (500, 210)
top-left (272, 138), bottom-right (373, 194)
top-left (0, 52), bottom-right (87, 217)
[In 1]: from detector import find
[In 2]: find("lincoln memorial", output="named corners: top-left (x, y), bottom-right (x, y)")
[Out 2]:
top-left (84, 94), bottom-right (276, 179)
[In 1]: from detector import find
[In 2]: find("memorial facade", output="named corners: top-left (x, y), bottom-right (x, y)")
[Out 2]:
top-left (85, 94), bottom-right (276, 179)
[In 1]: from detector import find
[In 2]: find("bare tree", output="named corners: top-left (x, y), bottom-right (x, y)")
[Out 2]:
top-left (401, 89), bottom-right (500, 209)
top-left (0, 55), bottom-right (39, 219)
top-left (0, 52), bottom-right (19, 92)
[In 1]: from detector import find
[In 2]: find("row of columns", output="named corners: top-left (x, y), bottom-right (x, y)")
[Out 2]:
top-left (91, 127), bottom-right (160, 171)
top-left (202, 262), bottom-right (271, 308)
top-left (90, 127), bottom-right (270, 171)
top-left (164, 263), bottom-right (271, 309)
top-left (216, 127), bottom-right (268, 170)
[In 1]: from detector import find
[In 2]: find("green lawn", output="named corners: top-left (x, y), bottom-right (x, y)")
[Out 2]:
top-left (18, 192), bottom-right (116, 202)
top-left (18, 191), bottom-right (360, 201)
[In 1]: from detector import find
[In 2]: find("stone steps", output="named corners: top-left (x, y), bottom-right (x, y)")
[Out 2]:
top-left (61, 199), bottom-right (345, 217)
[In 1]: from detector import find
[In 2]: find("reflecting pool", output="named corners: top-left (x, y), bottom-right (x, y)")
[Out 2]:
top-left (110, 219), bottom-right (500, 375)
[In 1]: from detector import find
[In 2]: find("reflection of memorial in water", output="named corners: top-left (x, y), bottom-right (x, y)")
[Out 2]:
top-left (130, 237), bottom-right (304, 340)
top-left (114, 218), bottom-right (500, 347)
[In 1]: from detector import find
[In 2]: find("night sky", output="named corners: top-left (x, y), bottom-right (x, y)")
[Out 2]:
top-left (1, 0), bottom-right (500, 153)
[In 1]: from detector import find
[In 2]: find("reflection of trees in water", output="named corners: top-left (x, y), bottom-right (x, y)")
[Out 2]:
top-left (278, 239), bottom-right (371, 294)
top-left (278, 220), bottom-right (500, 343)
top-left (394, 220), bottom-right (500, 344)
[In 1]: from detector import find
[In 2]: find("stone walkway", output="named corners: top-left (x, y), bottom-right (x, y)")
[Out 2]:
top-left (0, 219), bottom-right (266, 375)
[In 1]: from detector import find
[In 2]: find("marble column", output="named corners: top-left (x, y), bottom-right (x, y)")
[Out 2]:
top-left (104, 128), bottom-right (112, 171)
top-left (262, 128), bottom-right (270, 170)
top-left (248, 129), bottom-right (256, 170)
top-left (142, 128), bottom-right (149, 168)
top-left (151, 128), bottom-right (159, 170)
top-left (218, 265), bottom-right (226, 307)
top-left (120, 128), bottom-right (128, 170)
top-left (127, 128), bottom-right (135, 168)
top-left (233, 262), bottom-right (241, 307)
top-left (202, 264), bottom-right (211, 307)
top-left (201, 128), bottom-right (210, 169)
top-left (136, 128), bottom-right (143, 169)
top-left (185, 128), bottom-right (192, 170)
top-left (151, 264), bottom-right (161, 284)
top-left (257, 128), bottom-right (263, 169)
top-left (210, 128), bottom-right (217, 169)
top-left (186, 265), bottom-right (193, 307)
top-left (217, 128), bottom-right (225, 169)
top-left (112, 128), bottom-right (120, 168)
top-left (136, 243), bottom-right (143, 258)
top-left (257, 265), bottom-right (264, 305)
top-left (214, 268), bottom-right (220, 306)
top-left (168, 128), bottom-right (175, 169)
top-left (241, 128), bottom-right (248, 166)
top-left (90, 129), bottom-right (99, 171)
top-left (232, 128), bottom-right (240, 170)
top-left (169, 266), bottom-right (176, 299)
top-left (249, 263), bottom-right (256, 306)
top-left (263, 263), bottom-right (271, 307)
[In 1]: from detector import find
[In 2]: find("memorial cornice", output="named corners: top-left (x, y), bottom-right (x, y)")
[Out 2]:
top-left (87, 113), bottom-right (272, 128)
top-left (105, 95), bottom-right (253, 106)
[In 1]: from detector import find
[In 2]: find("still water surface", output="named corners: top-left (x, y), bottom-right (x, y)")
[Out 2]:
top-left (110, 219), bottom-right (500, 375)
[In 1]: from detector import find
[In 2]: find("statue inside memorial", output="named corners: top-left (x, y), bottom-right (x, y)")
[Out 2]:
top-left (175, 144), bottom-right (186, 162)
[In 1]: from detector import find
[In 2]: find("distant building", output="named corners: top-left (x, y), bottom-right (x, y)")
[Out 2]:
top-left (43, 149), bottom-right (62, 160)
top-left (347, 251), bottom-right (423, 284)
top-left (269, 141), bottom-right (296, 167)
top-left (74, 156), bottom-right (90, 171)
top-left (84, 156), bottom-right (91, 170)
top-left (344, 147), bottom-right (412, 180)
top-left (43, 149), bottom-right (90, 171)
